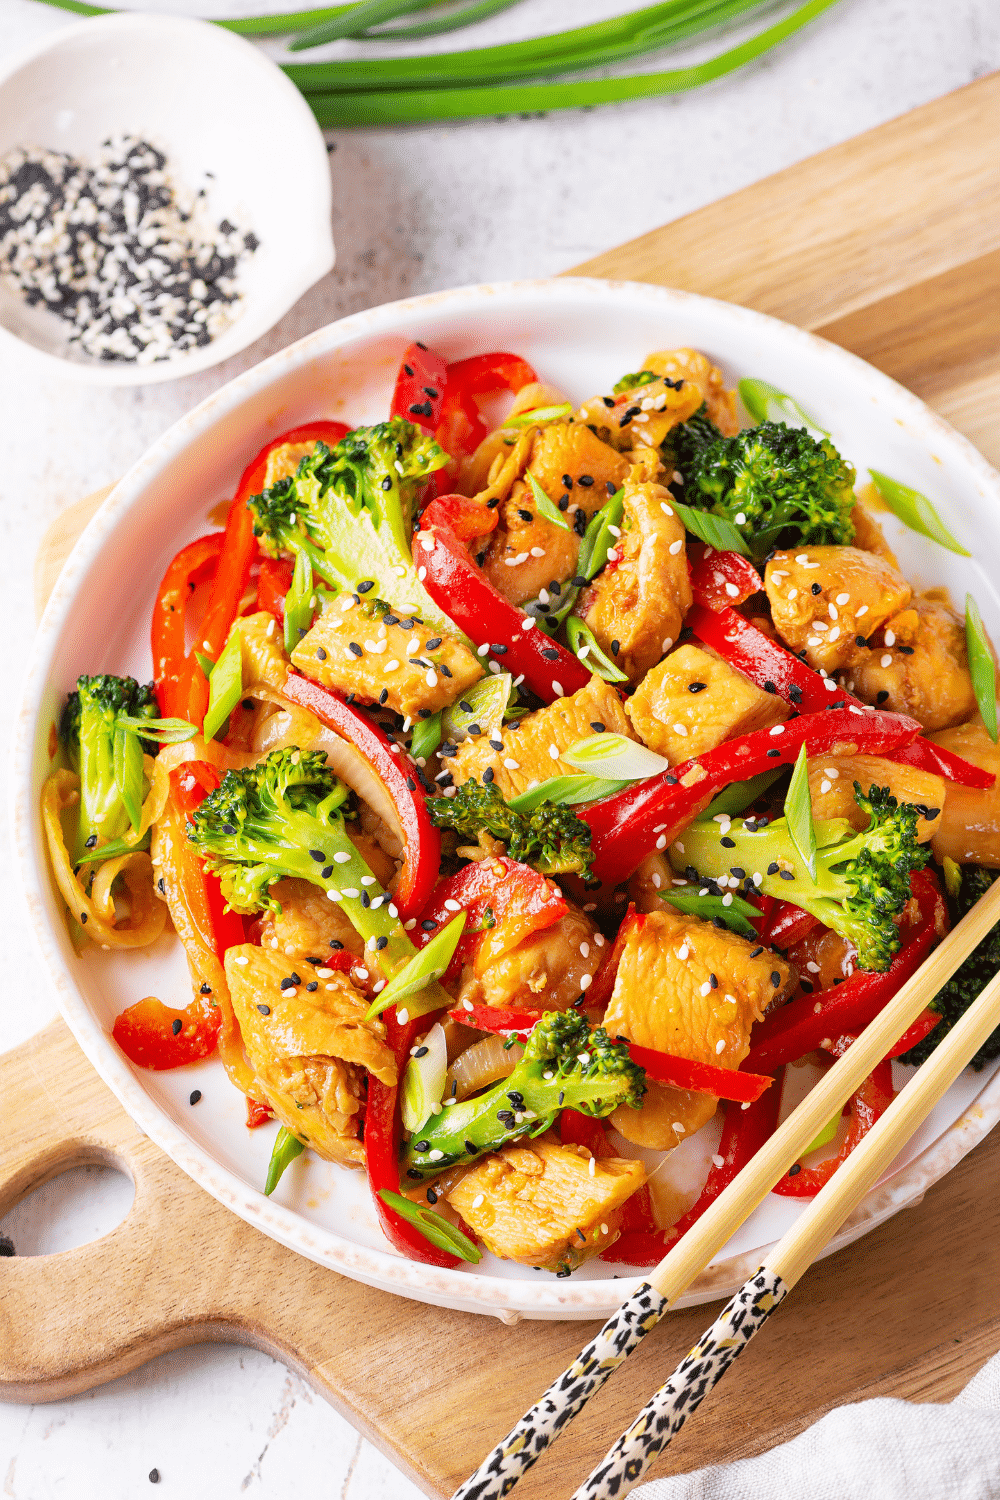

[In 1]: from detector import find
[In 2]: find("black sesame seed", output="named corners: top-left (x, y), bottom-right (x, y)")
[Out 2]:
top-left (788, 1163), bottom-right (802, 1176)
top-left (611, 640), bottom-right (620, 656)
top-left (558, 495), bottom-right (570, 511)
top-left (171, 1018), bottom-right (182, 1035)
top-left (189, 1090), bottom-right (202, 1105)
top-left (356, 580), bottom-right (374, 593)
top-left (306, 980), bottom-right (318, 992)
top-left (330, 939), bottom-right (344, 950)
top-left (562, 474), bottom-right (574, 489)
top-left (665, 775), bottom-right (678, 785)
top-left (811, 582), bottom-right (822, 595)
top-left (483, 766), bottom-right (495, 783)
top-left (541, 648), bottom-right (559, 661)
top-left (361, 892), bottom-right (370, 909)
top-left (421, 919), bottom-right (437, 931)
top-left (406, 776), bottom-right (416, 791)
top-left (590, 721), bottom-right (606, 732)
top-left (709, 973), bottom-right (718, 989)
top-left (426, 637), bottom-right (443, 650)
top-left (713, 916), bottom-right (727, 929)
top-left (309, 848), bottom-right (326, 862)
top-left (376, 935), bottom-right (388, 950)
top-left (763, 680), bottom-right (777, 694)
top-left (406, 1168), bottom-right (423, 1180)
top-left (856, 635), bottom-right (868, 648)
top-left (417, 707), bottom-right (432, 719)
top-left (779, 869), bottom-right (795, 880)
top-left (518, 508), bottom-right (533, 522)
top-left (149, 1470), bottom-right (160, 1485)
top-left (200, 983), bottom-right (212, 995)
top-left (467, 723), bottom-right (482, 736)
top-left (789, 685), bottom-right (803, 704)
top-left (750, 946), bottom-right (764, 958)
top-left (465, 1140), bottom-right (479, 1156)
top-left (876, 690), bottom-right (890, 703)
top-left (730, 866), bottom-right (745, 879)
top-left (766, 748), bottom-right (782, 758)
top-left (574, 509), bottom-right (587, 537)
top-left (348, 642), bottom-right (363, 657)
top-left (767, 862), bottom-right (780, 875)
top-left (491, 642), bottom-right (509, 654)
top-left (771, 971), bottom-right (781, 987)
top-left (801, 979), bottom-right (814, 993)
top-left (606, 480), bottom-right (617, 495)
top-left (688, 681), bottom-right (706, 693)
top-left (899, 645), bottom-right (915, 655)
top-left (578, 475), bottom-right (594, 488)
top-left (925, 807), bottom-right (940, 820)
top-left (720, 836), bottom-right (736, 848)
top-left (427, 1186), bottom-right (439, 1202)
top-left (85, 833), bottom-right (98, 849)
top-left (414, 1141), bottom-right (430, 1152)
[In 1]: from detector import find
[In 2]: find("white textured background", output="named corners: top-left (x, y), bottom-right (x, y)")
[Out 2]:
top-left (1, 1), bottom-right (999, 1494)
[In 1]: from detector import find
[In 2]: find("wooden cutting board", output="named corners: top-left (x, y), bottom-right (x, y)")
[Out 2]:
top-left (5, 70), bottom-right (1000, 1500)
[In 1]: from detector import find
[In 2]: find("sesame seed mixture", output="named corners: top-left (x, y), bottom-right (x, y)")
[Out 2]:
top-left (0, 135), bottom-right (257, 364)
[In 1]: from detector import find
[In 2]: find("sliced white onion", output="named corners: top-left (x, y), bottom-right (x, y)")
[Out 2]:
top-left (401, 1022), bottom-right (449, 1134)
top-left (446, 1035), bottom-right (524, 1102)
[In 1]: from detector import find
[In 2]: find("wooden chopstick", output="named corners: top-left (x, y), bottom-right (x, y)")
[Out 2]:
top-left (573, 962), bottom-right (1000, 1499)
top-left (450, 876), bottom-right (1000, 1500)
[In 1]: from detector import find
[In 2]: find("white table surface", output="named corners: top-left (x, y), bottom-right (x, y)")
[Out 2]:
top-left (2, 1), bottom-right (998, 1494)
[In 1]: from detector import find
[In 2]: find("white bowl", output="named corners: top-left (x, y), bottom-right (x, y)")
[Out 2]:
top-left (0, 13), bottom-right (334, 385)
top-left (13, 278), bottom-right (1000, 1321)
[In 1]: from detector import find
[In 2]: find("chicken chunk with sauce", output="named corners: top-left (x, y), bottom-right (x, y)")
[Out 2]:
top-left (448, 676), bottom-right (635, 800)
top-left (626, 643), bottom-right (790, 764)
top-left (225, 945), bottom-right (396, 1168)
top-left (849, 596), bottom-right (976, 732)
top-left (257, 878), bottom-right (366, 960)
top-left (445, 1139), bottom-right (645, 1271)
top-left (765, 547), bottom-right (911, 675)
top-left (929, 721), bottom-right (1000, 867)
top-left (480, 422), bottom-right (628, 605)
top-left (807, 754), bottom-right (945, 843)
top-left (456, 903), bottom-right (603, 1013)
top-left (603, 909), bottom-right (795, 1149)
top-left (292, 597), bottom-right (482, 720)
top-left (583, 476), bottom-right (692, 685)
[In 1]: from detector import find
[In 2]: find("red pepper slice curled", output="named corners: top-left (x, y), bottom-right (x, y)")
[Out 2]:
top-left (422, 856), bottom-right (567, 978)
top-left (771, 1037), bottom-right (895, 1197)
top-left (625, 1042), bottom-right (773, 1103)
top-left (689, 548), bottom-right (763, 611)
top-left (390, 342), bottom-right (449, 433)
top-left (152, 533), bottom-right (224, 719)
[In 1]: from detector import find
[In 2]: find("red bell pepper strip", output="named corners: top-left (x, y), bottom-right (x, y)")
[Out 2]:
top-left (171, 761), bottom-right (248, 956)
top-left (584, 907), bottom-right (636, 1012)
top-left (152, 533), bottom-right (225, 719)
top-left (743, 869), bottom-right (946, 1073)
top-left (626, 1042), bottom-right (773, 1103)
top-left (112, 996), bottom-right (221, 1071)
top-left (759, 900), bottom-right (818, 950)
top-left (421, 856), bottom-right (567, 978)
top-left (365, 1007), bottom-right (460, 1267)
top-left (390, 342), bottom-right (449, 433)
top-left (886, 1007), bottom-right (942, 1057)
top-left (448, 1004), bottom-right (543, 1035)
top-left (246, 1097), bottom-right (276, 1128)
top-left (434, 351), bottom-right (539, 461)
top-left (559, 1109), bottom-right (614, 1157)
top-left (418, 519), bottom-right (591, 704)
top-left (772, 1036), bottom-right (895, 1197)
top-left (257, 556), bottom-right (294, 621)
top-left (689, 549), bottom-right (763, 611)
top-left (605, 1083), bottom-right (783, 1266)
top-left (420, 492), bottom-right (498, 543)
top-left (688, 603), bottom-right (994, 790)
top-left (280, 672), bottom-right (441, 921)
top-left (579, 705), bottom-right (923, 886)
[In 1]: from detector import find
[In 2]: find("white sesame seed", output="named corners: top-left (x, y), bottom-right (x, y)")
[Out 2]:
top-left (652, 872), bottom-right (661, 889)
top-left (326, 890), bottom-right (342, 901)
top-left (753, 872), bottom-right (762, 885)
top-left (589, 1156), bottom-right (596, 1177)
top-left (530, 546), bottom-right (546, 557)
top-left (821, 779), bottom-right (832, 793)
top-left (428, 1149), bottom-right (444, 1160)
top-left (677, 944), bottom-right (690, 960)
top-left (383, 658), bottom-right (400, 673)
top-left (606, 549), bottom-right (619, 563)
top-left (712, 1153), bottom-right (725, 1168)
top-left (361, 875), bottom-right (376, 886)
top-left (796, 553), bottom-right (808, 564)
top-left (669, 539), bottom-right (684, 555)
top-left (722, 893), bottom-right (733, 907)
top-left (825, 767), bottom-right (839, 778)
top-left (580, 972), bottom-right (593, 990)
top-left (233, 954), bottom-right (249, 965)
top-left (551, 680), bottom-right (564, 697)
top-left (341, 887), bottom-right (360, 898)
top-left (660, 502), bottom-right (673, 515)
top-left (419, 533), bottom-right (434, 552)
top-left (406, 639), bottom-right (420, 656)
top-left (444, 898), bottom-right (461, 912)
top-left (404, 918), bottom-right (416, 931)
top-left (418, 567), bottom-right (427, 581)
top-left (725, 582), bottom-right (740, 597)
top-left (884, 630), bottom-right (896, 646)
top-left (824, 677), bottom-right (838, 691)
top-left (855, 604), bottom-right (869, 617)
top-left (472, 1193), bottom-right (485, 1209)
top-left (715, 1040), bottom-right (725, 1055)
top-left (700, 981), bottom-right (712, 996)
top-left (828, 603), bottom-right (839, 621)
top-left (661, 637), bottom-right (673, 654)
top-left (813, 620), bottom-right (829, 633)
top-left (426, 669), bottom-right (438, 687)
top-left (549, 743), bottom-right (561, 759)
top-left (769, 724), bottom-right (785, 735)
top-left (266, 617), bottom-right (275, 638)
top-left (608, 525), bottom-right (621, 538)
top-left (595, 932), bottom-right (605, 946)
top-left (836, 592), bottom-right (850, 605)
top-left (333, 850), bottom-right (351, 864)
top-left (807, 636), bottom-right (821, 647)
top-left (880, 653), bottom-right (893, 668)
top-left (477, 642), bottom-right (489, 656)
top-left (676, 841), bottom-right (685, 854)
top-left (734, 512), bottom-right (747, 525)
top-left (788, 588), bottom-right (799, 600)
top-left (672, 1122), bottom-right (686, 1134)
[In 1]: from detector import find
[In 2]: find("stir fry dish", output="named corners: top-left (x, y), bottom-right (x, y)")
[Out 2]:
top-left (42, 342), bottom-right (1000, 1274)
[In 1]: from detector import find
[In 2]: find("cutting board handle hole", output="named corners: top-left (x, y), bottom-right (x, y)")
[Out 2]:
top-left (0, 1161), bottom-right (134, 1258)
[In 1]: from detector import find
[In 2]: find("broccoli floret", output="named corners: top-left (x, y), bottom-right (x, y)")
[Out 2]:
top-left (612, 370), bottom-right (658, 395)
top-left (899, 865), bottom-right (1000, 1070)
top-left (681, 420), bottom-right (856, 560)
top-left (186, 746), bottom-right (419, 978)
top-left (59, 674), bottom-right (160, 859)
top-left (248, 417), bottom-right (455, 636)
top-left (402, 1009), bottom-right (646, 1179)
top-left (666, 404), bottom-right (724, 477)
top-left (673, 783), bottom-right (929, 972)
top-left (428, 777), bottom-right (594, 877)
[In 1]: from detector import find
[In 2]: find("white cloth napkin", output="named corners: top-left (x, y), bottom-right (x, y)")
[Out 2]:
top-left (636, 1349), bottom-right (1000, 1500)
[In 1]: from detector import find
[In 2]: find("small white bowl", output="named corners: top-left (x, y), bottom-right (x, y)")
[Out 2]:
top-left (0, 13), bottom-right (335, 385)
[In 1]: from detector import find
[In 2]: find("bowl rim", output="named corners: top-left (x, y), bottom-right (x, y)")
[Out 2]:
top-left (13, 274), bottom-right (1000, 1319)
top-left (0, 11), bottom-right (335, 387)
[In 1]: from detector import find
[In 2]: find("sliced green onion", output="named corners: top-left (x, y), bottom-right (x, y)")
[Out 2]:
top-left (411, 710), bottom-right (443, 762)
top-left (75, 830), bottom-right (152, 867)
top-left (194, 651), bottom-right (215, 679)
top-left (116, 715), bottom-right (198, 745)
top-left (802, 1109), bottom-right (840, 1157)
top-left (738, 378), bottom-right (829, 436)
top-left (366, 912), bottom-right (467, 1020)
top-left (966, 592), bottom-right (998, 743)
top-left (502, 402), bottom-right (573, 428)
top-left (612, 371), bottom-right (657, 395)
top-left (672, 499), bottom-right (751, 557)
top-left (785, 741), bottom-right (817, 880)
top-left (378, 1189), bottom-right (482, 1262)
top-left (695, 768), bottom-right (785, 821)
top-left (563, 732), bottom-right (670, 782)
top-left (203, 627), bottom-right (244, 743)
top-left (264, 1127), bottom-right (306, 1196)
top-left (659, 888), bottom-right (760, 938)
top-left (868, 470), bottom-right (970, 557)
top-left (442, 673), bottom-right (513, 742)
top-left (565, 616), bottom-right (628, 683)
top-left (577, 489), bottom-right (624, 579)
top-left (284, 547), bottom-right (316, 655)
top-left (400, 1020), bottom-right (448, 1133)
top-left (113, 723), bottom-right (145, 832)
top-left (525, 471), bottom-right (571, 531)
top-left (508, 774), bottom-right (630, 813)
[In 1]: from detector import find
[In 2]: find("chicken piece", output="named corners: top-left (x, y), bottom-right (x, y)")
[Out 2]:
top-left (448, 676), bottom-right (635, 800)
top-left (628, 852), bottom-right (675, 913)
top-left (292, 598), bottom-right (482, 720)
top-left (231, 611), bottom-right (291, 691)
top-left (258, 878), bottom-right (365, 960)
top-left (583, 476), bottom-right (692, 685)
top-left (850, 495), bottom-right (900, 568)
top-left (481, 423), bottom-right (628, 605)
top-left (446, 1139), bottom-right (645, 1271)
top-left (640, 348), bottom-right (740, 435)
top-left (225, 944), bottom-right (396, 1167)
top-left (765, 546), bottom-right (912, 675)
top-left (929, 722), bottom-right (1000, 867)
top-left (807, 754), bottom-right (945, 843)
top-left (849, 595), bottom-right (977, 732)
top-left (264, 439), bottom-right (323, 488)
top-left (787, 925), bottom-right (857, 992)
top-left (604, 909), bottom-right (795, 1149)
top-left (626, 643), bottom-right (790, 764)
top-left (455, 904), bottom-right (603, 1012)
top-left (575, 374), bottom-right (705, 456)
